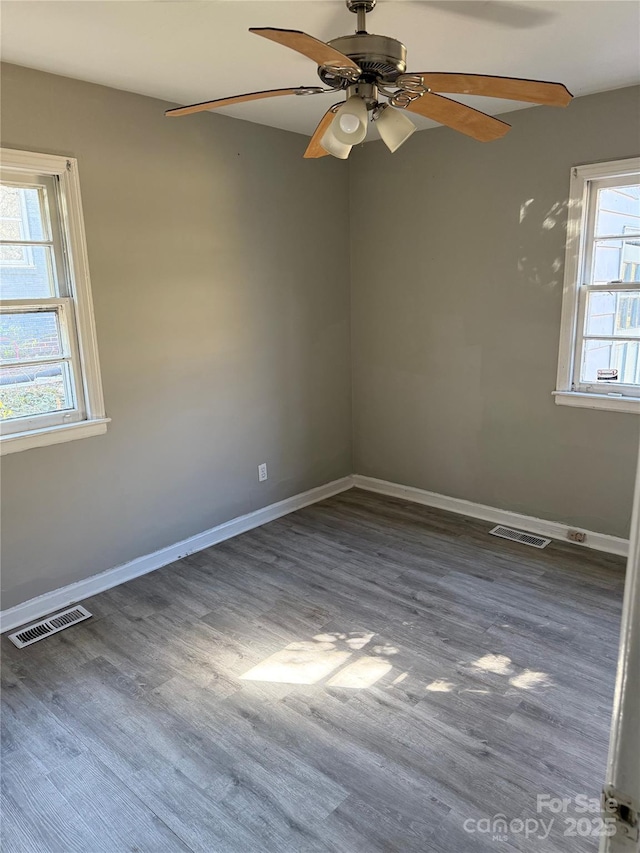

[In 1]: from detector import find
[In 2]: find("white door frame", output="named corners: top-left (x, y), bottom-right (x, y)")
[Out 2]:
top-left (601, 437), bottom-right (640, 851)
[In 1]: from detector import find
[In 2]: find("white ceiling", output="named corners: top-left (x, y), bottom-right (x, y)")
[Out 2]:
top-left (2, 1), bottom-right (639, 137)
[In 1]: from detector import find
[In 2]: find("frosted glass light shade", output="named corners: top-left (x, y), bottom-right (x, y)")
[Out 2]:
top-left (321, 126), bottom-right (352, 159)
top-left (375, 105), bottom-right (416, 153)
top-left (331, 96), bottom-right (368, 145)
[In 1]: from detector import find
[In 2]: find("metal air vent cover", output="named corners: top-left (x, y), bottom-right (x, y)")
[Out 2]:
top-left (489, 526), bottom-right (551, 549)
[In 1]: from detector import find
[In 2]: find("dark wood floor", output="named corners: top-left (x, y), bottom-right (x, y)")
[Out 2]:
top-left (1, 489), bottom-right (626, 852)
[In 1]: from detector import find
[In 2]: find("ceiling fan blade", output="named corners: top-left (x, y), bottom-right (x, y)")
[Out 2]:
top-left (405, 92), bottom-right (511, 141)
top-left (398, 73), bottom-right (572, 106)
top-left (165, 87), bottom-right (324, 117)
top-left (250, 28), bottom-right (360, 78)
top-left (304, 105), bottom-right (340, 159)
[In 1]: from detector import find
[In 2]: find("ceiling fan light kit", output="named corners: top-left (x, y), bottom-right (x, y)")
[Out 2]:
top-left (331, 94), bottom-right (369, 144)
top-left (165, 0), bottom-right (573, 161)
top-left (320, 125), bottom-right (352, 159)
top-left (374, 103), bottom-right (416, 153)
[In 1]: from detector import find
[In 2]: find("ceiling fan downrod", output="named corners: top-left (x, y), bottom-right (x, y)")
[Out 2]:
top-left (346, 0), bottom-right (376, 34)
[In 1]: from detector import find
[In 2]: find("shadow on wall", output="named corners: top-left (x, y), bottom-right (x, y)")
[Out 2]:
top-left (517, 197), bottom-right (577, 290)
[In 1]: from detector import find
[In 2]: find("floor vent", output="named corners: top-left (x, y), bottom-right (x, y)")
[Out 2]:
top-left (8, 605), bottom-right (92, 649)
top-left (489, 525), bottom-right (551, 549)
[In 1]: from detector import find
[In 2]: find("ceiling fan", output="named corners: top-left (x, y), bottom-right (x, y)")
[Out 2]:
top-left (165, 0), bottom-right (573, 159)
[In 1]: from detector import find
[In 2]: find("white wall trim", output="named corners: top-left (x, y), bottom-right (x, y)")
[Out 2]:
top-left (0, 418), bottom-right (110, 456)
top-left (353, 475), bottom-right (629, 557)
top-left (2, 472), bottom-right (629, 634)
top-left (553, 390), bottom-right (640, 415)
top-left (601, 433), bottom-right (640, 852)
top-left (0, 476), bottom-right (353, 634)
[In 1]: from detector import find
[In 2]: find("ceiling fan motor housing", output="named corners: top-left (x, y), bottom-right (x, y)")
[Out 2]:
top-left (346, 0), bottom-right (377, 13)
top-left (318, 33), bottom-right (407, 88)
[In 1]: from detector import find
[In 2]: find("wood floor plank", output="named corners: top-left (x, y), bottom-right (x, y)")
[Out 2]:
top-left (1, 488), bottom-right (625, 852)
top-left (47, 752), bottom-right (191, 852)
top-left (1, 765), bottom-right (111, 853)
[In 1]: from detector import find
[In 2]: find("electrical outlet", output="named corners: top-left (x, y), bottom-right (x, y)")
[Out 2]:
top-left (258, 463), bottom-right (268, 482)
top-left (567, 529), bottom-right (586, 543)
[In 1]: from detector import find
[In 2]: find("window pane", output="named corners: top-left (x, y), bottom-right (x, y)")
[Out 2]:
top-left (0, 244), bottom-right (57, 298)
top-left (0, 311), bottom-right (63, 363)
top-left (591, 237), bottom-right (640, 284)
top-left (0, 362), bottom-right (73, 420)
top-left (0, 184), bottom-right (47, 242)
top-left (595, 184), bottom-right (640, 238)
top-left (585, 291), bottom-right (640, 338)
top-left (581, 339), bottom-right (640, 385)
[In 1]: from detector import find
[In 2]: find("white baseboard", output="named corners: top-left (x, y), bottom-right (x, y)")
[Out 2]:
top-left (2, 472), bottom-right (627, 634)
top-left (0, 476), bottom-right (353, 634)
top-left (352, 475), bottom-right (629, 558)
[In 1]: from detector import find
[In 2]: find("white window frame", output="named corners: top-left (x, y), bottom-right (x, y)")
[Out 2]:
top-left (554, 157), bottom-right (640, 414)
top-left (0, 148), bottom-right (108, 454)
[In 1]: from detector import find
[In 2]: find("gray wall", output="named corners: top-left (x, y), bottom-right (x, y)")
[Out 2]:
top-left (350, 85), bottom-right (640, 538)
top-left (0, 63), bottom-right (352, 609)
top-left (2, 66), bottom-right (638, 612)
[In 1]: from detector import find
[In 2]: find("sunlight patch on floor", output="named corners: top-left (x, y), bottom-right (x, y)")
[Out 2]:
top-left (471, 654), bottom-right (513, 675)
top-left (371, 643), bottom-right (399, 656)
top-left (240, 646), bottom-right (352, 685)
top-left (240, 631), bottom-right (555, 693)
top-left (313, 631), bottom-right (374, 650)
top-left (425, 679), bottom-right (455, 693)
top-left (326, 656), bottom-right (393, 689)
top-left (240, 630), bottom-right (397, 687)
top-left (509, 669), bottom-right (553, 690)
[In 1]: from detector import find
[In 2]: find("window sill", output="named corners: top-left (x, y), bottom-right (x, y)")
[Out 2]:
top-left (553, 391), bottom-right (640, 414)
top-left (0, 418), bottom-right (110, 456)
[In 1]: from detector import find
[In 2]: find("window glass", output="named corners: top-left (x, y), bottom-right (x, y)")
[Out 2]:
top-left (595, 185), bottom-right (640, 237)
top-left (581, 340), bottom-right (640, 385)
top-left (591, 237), bottom-right (640, 285)
top-left (0, 311), bottom-right (63, 363)
top-left (1, 172), bottom-right (77, 429)
top-left (580, 174), bottom-right (640, 390)
top-left (0, 362), bottom-right (73, 421)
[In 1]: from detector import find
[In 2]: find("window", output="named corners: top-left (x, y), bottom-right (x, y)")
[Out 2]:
top-left (555, 157), bottom-right (640, 413)
top-left (0, 149), bottom-right (108, 453)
